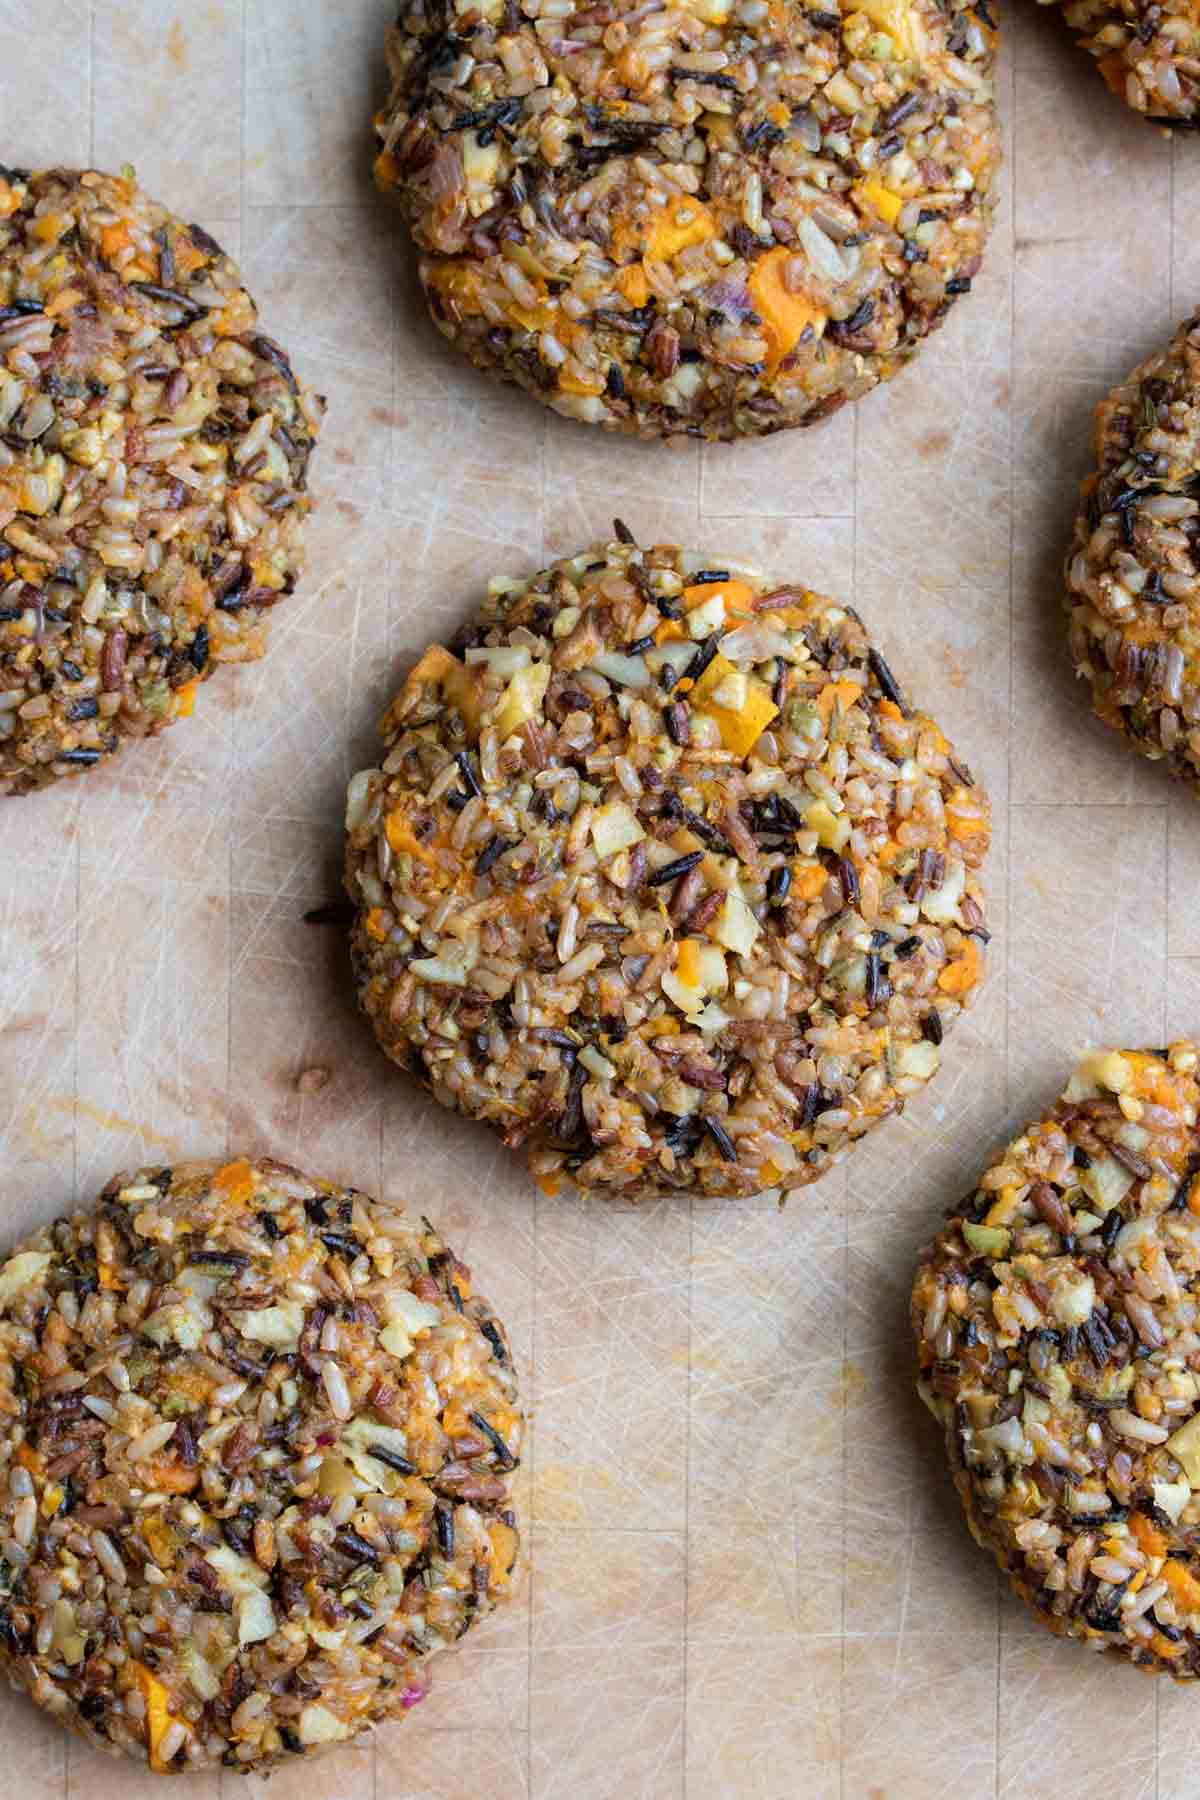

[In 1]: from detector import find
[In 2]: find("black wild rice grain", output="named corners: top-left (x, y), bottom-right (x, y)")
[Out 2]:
top-left (469, 1411), bottom-right (517, 1468)
top-left (645, 851), bottom-right (705, 887)
top-left (703, 1115), bottom-right (738, 1163)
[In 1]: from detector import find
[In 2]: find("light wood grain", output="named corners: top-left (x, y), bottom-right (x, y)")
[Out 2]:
top-left (2, 2), bottom-right (1194, 1794)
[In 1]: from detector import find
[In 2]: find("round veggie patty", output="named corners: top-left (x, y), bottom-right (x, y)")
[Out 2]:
top-left (0, 1158), bottom-right (521, 1772)
top-left (374, 0), bottom-right (999, 440)
top-left (0, 166), bottom-right (323, 794)
top-left (913, 1043), bottom-right (1200, 1675)
top-left (1040, 0), bottom-right (1200, 123)
top-left (345, 527), bottom-right (990, 1202)
top-left (1065, 314), bottom-right (1200, 789)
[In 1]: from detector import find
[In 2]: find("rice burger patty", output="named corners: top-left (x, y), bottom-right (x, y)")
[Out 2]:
top-left (913, 1042), bottom-right (1200, 1676)
top-left (0, 1157), bottom-right (522, 1773)
top-left (1065, 315), bottom-right (1200, 787)
top-left (373, 0), bottom-right (1000, 441)
top-left (0, 166), bottom-right (323, 795)
top-left (344, 527), bottom-right (991, 1202)
top-left (1039, 0), bottom-right (1200, 122)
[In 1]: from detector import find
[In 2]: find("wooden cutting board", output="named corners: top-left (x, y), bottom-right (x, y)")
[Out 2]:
top-left (3, 2), bottom-right (1197, 1794)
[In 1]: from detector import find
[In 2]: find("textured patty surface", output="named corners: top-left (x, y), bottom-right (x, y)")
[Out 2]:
top-left (1065, 314), bottom-right (1200, 787)
top-left (375, 0), bottom-right (999, 439)
top-left (346, 530), bottom-right (990, 1202)
top-left (0, 1158), bottom-right (521, 1772)
top-left (0, 166), bottom-right (322, 794)
top-left (1040, 0), bottom-right (1200, 122)
top-left (914, 1044), bottom-right (1200, 1676)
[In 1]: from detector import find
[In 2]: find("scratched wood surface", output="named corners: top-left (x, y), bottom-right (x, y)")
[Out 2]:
top-left (2, 3), bottom-right (1198, 1795)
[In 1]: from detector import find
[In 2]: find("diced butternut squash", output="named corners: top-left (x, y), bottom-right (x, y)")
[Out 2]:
top-left (365, 907), bottom-right (390, 942)
top-left (1163, 1558), bottom-right (1200, 1615)
top-left (442, 1400), bottom-right (471, 1439)
top-left (793, 863), bottom-right (828, 901)
top-left (857, 176), bottom-right (903, 229)
top-left (858, 0), bottom-right (917, 55)
top-left (1131, 1512), bottom-right (1168, 1560)
top-left (937, 938), bottom-right (982, 996)
top-left (689, 652), bottom-right (779, 755)
top-left (946, 790), bottom-right (989, 843)
top-left (816, 679), bottom-right (863, 724)
top-left (399, 644), bottom-right (483, 733)
top-left (683, 577), bottom-right (756, 618)
top-left (404, 644), bottom-right (458, 690)
top-left (617, 263), bottom-right (649, 307)
top-left (132, 1662), bottom-right (185, 1771)
top-left (676, 938), bottom-right (702, 986)
top-left (44, 287), bottom-right (83, 318)
top-left (707, 680), bottom-right (778, 757)
top-left (100, 221), bottom-right (131, 260)
top-left (174, 678), bottom-right (200, 719)
top-left (212, 1158), bottom-right (256, 1204)
top-left (489, 1520), bottom-right (519, 1584)
top-left (690, 652), bottom-right (736, 709)
top-left (142, 1459), bottom-right (200, 1495)
top-left (386, 806), bottom-right (440, 866)
top-left (423, 259), bottom-right (485, 320)
top-left (142, 1515), bottom-right (178, 1567)
top-left (747, 246), bottom-right (826, 372)
top-left (642, 197), bottom-right (715, 262)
